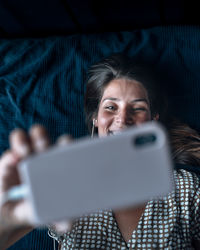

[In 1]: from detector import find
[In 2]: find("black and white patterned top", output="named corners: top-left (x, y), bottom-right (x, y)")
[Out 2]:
top-left (49, 169), bottom-right (200, 249)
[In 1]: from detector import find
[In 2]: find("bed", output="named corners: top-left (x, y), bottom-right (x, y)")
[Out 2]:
top-left (0, 25), bottom-right (200, 250)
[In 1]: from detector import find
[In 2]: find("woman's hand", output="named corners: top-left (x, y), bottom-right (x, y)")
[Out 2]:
top-left (0, 125), bottom-right (73, 248)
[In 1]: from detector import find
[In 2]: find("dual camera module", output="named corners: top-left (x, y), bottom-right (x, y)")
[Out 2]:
top-left (134, 133), bottom-right (157, 147)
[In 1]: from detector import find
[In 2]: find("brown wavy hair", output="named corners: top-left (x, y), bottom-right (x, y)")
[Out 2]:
top-left (169, 120), bottom-right (200, 166)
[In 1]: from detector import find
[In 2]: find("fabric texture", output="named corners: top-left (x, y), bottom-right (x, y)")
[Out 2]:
top-left (49, 169), bottom-right (200, 249)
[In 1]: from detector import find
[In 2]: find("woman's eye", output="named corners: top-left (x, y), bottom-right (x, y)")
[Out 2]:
top-left (132, 107), bottom-right (146, 112)
top-left (105, 106), bottom-right (115, 110)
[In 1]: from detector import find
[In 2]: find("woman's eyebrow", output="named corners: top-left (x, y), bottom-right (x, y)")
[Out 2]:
top-left (102, 97), bottom-right (148, 104)
top-left (102, 97), bottom-right (119, 102)
top-left (130, 98), bottom-right (149, 104)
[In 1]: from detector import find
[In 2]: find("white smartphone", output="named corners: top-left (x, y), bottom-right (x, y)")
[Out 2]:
top-left (16, 121), bottom-right (174, 224)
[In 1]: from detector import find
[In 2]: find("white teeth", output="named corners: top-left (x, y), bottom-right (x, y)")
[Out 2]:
top-left (108, 131), bottom-right (122, 136)
top-left (113, 131), bottom-right (121, 135)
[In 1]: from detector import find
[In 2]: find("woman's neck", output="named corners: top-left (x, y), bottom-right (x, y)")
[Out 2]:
top-left (113, 204), bottom-right (146, 243)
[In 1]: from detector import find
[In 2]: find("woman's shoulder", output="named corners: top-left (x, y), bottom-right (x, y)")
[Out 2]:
top-left (173, 168), bottom-right (200, 199)
top-left (174, 168), bottom-right (200, 185)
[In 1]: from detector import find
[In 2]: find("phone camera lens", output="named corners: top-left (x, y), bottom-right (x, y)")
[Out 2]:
top-left (134, 133), bottom-right (157, 147)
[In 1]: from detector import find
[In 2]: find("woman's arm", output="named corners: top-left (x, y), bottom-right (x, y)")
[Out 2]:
top-left (0, 125), bottom-right (73, 249)
top-left (0, 126), bottom-right (50, 249)
top-left (0, 147), bottom-right (34, 249)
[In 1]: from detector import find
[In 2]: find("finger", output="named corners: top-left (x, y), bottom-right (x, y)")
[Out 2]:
top-left (29, 124), bottom-right (50, 153)
top-left (12, 200), bottom-right (35, 225)
top-left (52, 220), bottom-right (73, 233)
top-left (1, 199), bottom-right (34, 226)
top-left (9, 129), bottom-right (31, 159)
top-left (56, 134), bottom-right (73, 146)
top-left (0, 151), bottom-right (20, 192)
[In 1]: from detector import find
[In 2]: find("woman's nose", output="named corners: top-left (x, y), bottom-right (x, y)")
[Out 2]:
top-left (115, 109), bottom-right (133, 126)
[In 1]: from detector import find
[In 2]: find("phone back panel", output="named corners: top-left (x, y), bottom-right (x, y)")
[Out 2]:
top-left (19, 122), bottom-right (174, 224)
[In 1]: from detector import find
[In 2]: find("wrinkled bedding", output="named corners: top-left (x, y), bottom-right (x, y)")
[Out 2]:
top-left (1, 26), bottom-right (200, 155)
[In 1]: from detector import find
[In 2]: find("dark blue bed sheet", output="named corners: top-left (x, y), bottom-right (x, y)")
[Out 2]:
top-left (7, 228), bottom-right (57, 250)
top-left (0, 25), bottom-right (200, 155)
top-left (0, 25), bottom-right (200, 249)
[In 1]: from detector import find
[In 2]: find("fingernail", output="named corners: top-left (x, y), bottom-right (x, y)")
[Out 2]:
top-left (14, 144), bottom-right (30, 158)
top-left (54, 221), bottom-right (72, 233)
top-left (57, 136), bottom-right (72, 146)
top-left (34, 138), bottom-right (49, 152)
top-left (3, 152), bottom-right (16, 164)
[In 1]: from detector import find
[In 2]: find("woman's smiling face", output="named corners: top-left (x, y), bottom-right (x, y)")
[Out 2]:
top-left (95, 78), bottom-right (156, 137)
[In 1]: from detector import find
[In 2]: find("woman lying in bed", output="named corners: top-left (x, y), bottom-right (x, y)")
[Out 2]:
top-left (0, 54), bottom-right (200, 249)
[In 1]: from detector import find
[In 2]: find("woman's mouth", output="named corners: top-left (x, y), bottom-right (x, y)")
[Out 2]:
top-left (107, 130), bottom-right (123, 136)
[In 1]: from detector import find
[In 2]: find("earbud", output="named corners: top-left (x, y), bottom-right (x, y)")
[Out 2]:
top-left (91, 119), bottom-right (97, 138)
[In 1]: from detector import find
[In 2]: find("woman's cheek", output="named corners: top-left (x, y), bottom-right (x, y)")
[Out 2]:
top-left (97, 111), bottom-right (113, 136)
top-left (134, 112), bottom-right (151, 124)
